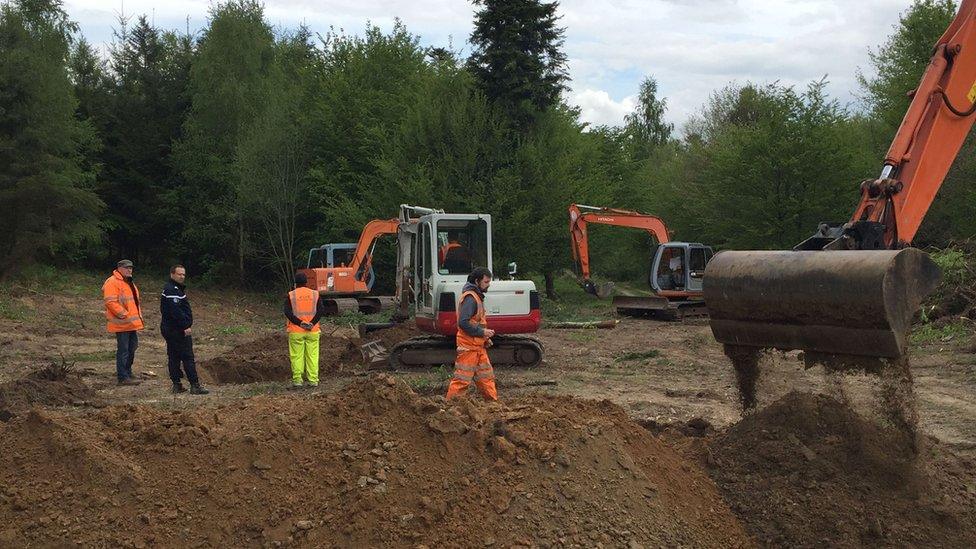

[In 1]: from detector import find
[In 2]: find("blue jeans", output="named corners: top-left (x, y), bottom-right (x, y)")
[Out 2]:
top-left (115, 331), bottom-right (139, 381)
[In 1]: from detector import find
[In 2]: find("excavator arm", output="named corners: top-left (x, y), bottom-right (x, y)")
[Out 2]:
top-left (349, 219), bottom-right (400, 283)
top-left (703, 3), bottom-right (976, 365)
top-left (799, 0), bottom-right (976, 251)
top-left (568, 204), bottom-right (670, 296)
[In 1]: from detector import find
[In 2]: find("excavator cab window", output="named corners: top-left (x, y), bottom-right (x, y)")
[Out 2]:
top-left (654, 246), bottom-right (686, 291)
top-left (333, 248), bottom-right (354, 268)
top-left (437, 219), bottom-right (488, 275)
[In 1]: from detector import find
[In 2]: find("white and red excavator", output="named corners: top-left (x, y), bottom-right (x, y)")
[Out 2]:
top-left (363, 204), bottom-right (544, 368)
top-left (704, 2), bottom-right (976, 368)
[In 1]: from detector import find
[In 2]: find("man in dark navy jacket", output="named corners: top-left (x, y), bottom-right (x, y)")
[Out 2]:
top-left (160, 265), bottom-right (208, 395)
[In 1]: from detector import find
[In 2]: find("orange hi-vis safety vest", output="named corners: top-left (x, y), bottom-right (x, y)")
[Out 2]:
top-left (287, 287), bottom-right (321, 333)
top-left (102, 270), bottom-right (144, 333)
top-left (456, 290), bottom-right (487, 350)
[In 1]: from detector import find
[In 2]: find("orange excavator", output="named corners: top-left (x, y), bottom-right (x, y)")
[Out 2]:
top-left (703, 2), bottom-right (976, 367)
top-left (569, 204), bottom-right (713, 319)
top-left (298, 218), bottom-right (400, 315)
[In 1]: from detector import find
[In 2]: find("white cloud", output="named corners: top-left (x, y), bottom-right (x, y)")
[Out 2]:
top-left (571, 89), bottom-right (637, 127)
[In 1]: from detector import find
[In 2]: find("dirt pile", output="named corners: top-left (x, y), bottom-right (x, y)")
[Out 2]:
top-left (0, 376), bottom-right (750, 548)
top-left (362, 320), bottom-right (421, 351)
top-left (0, 370), bottom-right (98, 417)
top-left (199, 333), bottom-right (362, 383)
top-left (705, 391), bottom-right (976, 548)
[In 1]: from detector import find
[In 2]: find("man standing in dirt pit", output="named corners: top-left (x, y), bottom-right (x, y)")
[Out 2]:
top-left (102, 260), bottom-right (143, 386)
top-left (160, 265), bottom-right (209, 395)
top-left (446, 267), bottom-right (497, 401)
top-left (283, 272), bottom-right (326, 390)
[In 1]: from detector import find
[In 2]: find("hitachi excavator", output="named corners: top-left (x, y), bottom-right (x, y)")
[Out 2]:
top-left (704, 2), bottom-right (976, 369)
top-left (298, 219), bottom-right (399, 315)
top-left (569, 204), bottom-right (713, 319)
top-left (369, 204), bottom-right (544, 368)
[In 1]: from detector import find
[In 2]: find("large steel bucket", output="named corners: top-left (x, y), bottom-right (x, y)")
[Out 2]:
top-left (704, 249), bottom-right (941, 359)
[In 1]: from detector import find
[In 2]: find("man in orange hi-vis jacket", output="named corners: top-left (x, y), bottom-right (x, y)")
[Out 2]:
top-left (283, 272), bottom-right (326, 390)
top-left (102, 259), bottom-right (144, 386)
top-left (446, 267), bottom-right (497, 401)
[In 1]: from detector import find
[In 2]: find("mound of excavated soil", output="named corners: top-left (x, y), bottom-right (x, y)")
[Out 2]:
top-left (0, 376), bottom-right (750, 548)
top-left (0, 371), bottom-right (98, 416)
top-left (363, 320), bottom-right (421, 351)
top-left (706, 391), bottom-right (976, 548)
top-left (199, 333), bottom-right (362, 383)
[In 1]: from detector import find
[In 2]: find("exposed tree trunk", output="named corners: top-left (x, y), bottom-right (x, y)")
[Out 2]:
top-left (544, 271), bottom-right (557, 300)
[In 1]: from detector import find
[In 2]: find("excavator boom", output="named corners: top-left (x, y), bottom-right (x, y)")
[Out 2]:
top-left (703, 2), bottom-right (976, 368)
top-left (569, 204), bottom-right (670, 297)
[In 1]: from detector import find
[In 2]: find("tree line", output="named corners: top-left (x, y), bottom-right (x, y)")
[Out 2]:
top-left (1, 0), bottom-right (971, 295)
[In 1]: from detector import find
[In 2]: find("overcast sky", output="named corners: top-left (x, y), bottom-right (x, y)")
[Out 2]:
top-left (65, 0), bottom-right (916, 130)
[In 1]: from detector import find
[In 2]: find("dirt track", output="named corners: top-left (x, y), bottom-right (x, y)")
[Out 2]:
top-left (2, 282), bottom-right (976, 547)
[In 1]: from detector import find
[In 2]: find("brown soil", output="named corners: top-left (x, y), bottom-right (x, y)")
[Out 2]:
top-left (0, 371), bottom-right (99, 416)
top-left (0, 375), bottom-right (750, 548)
top-left (703, 391), bottom-right (976, 548)
top-left (199, 334), bottom-right (364, 384)
top-left (725, 344), bottom-right (763, 410)
top-left (363, 320), bottom-right (422, 351)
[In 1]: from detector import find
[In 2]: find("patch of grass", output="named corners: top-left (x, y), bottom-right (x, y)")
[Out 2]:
top-left (69, 350), bottom-right (117, 362)
top-left (14, 265), bottom-right (110, 297)
top-left (404, 367), bottom-right (450, 393)
top-left (0, 296), bottom-right (28, 320)
top-left (330, 310), bottom-right (389, 329)
top-left (910, 321), bottom-right (972, 345)
top-left (533, 275), bottom-right (616, 323)
top-left (614, 349), bottom-right (661, 362)
top-left (215, 325), bottom-right (250, 336)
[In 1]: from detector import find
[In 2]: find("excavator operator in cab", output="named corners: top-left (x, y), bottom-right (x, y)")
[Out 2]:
top-left (439, 231), bottom-right (472, 274)
top-left (658, 254), bottom-right (684, 290)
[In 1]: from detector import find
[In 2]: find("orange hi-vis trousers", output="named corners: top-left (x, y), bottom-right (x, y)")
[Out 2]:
top-left (446, 347), bottom-right (497, 401)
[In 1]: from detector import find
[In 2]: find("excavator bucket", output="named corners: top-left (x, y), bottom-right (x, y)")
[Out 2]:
top-left (704, 249), bottom-right (941, 362)
top-left (582, 280), bottom-right (614, 299)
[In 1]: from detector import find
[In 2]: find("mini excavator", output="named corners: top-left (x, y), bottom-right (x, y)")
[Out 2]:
top-left (569, 204), bottom-right (713, 319)
top-left (299, 219), bottom-right (399, 315)
top-left (361, 205), bottom-right (544, 368)
top-left (704, 2), bottom-right (976, 367)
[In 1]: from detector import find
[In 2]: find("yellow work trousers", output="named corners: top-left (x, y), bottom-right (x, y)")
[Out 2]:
top-left (288, 332), bottom-right (320, 384)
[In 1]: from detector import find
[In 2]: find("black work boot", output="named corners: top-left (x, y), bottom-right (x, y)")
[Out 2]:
top-left (189, 383), bottom-right (209, 395)
top-left (172, 381), bottom-right (186, 394)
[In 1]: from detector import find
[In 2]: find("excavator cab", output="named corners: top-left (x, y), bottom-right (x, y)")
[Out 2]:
top-left (649, 243), bottom-right (713, 293)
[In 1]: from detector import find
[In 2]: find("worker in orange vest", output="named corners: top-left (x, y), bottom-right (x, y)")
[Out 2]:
top-left (283, 272), bottom-right (325, 390)
top-left (446, 267), bottom-right (497, 401)
top-left (102, 259), bottom-right (144, 386)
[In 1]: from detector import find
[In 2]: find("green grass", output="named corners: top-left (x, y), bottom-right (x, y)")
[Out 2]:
top-left (614, 349), bottom-right (661, 362)
top-left (215, 325), bottom-right (250, 336)
top-left (534, 274), bottom-right (616, 323)
top-left (404, 367), bottom-right (450, 393)
top-left (910, 321), bottom-right (972, 345)
top-left (0, 296), bottom-right (28, 320)
top-left (330, 310), bottom-right (389, 328)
